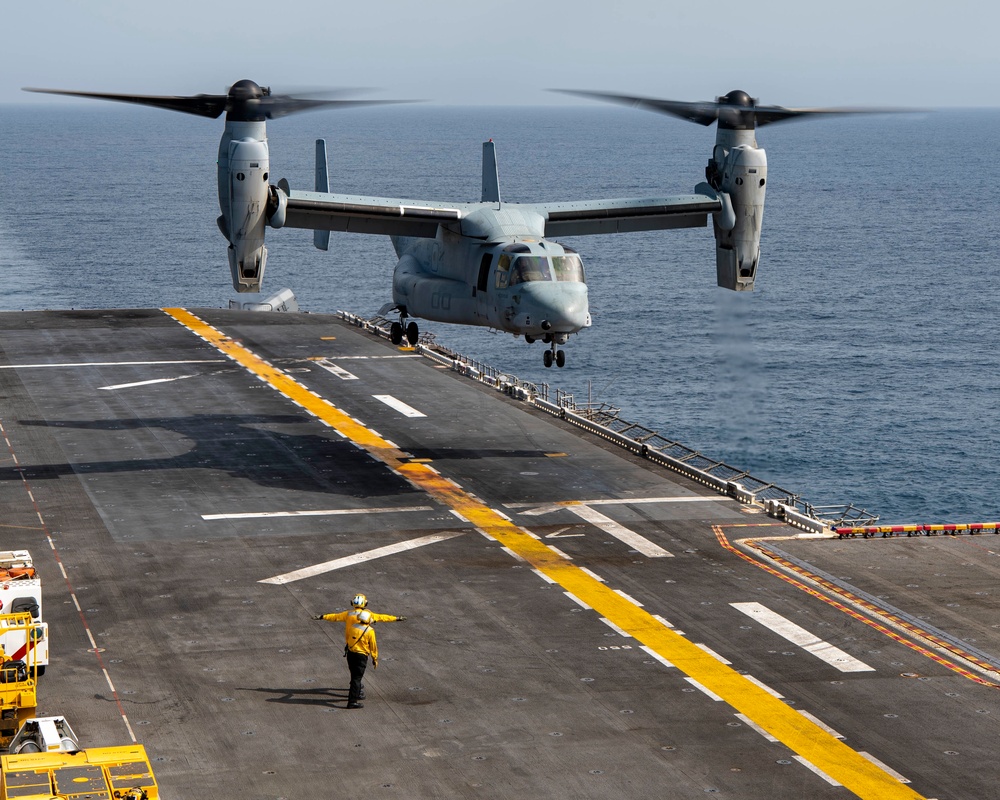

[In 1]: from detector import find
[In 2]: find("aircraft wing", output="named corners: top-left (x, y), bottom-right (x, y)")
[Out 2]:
top-left (282, 188), bottom-right (477, 238)
top-left (280, 186), bottom-right (723, 239)
top-left (535, 191), bottom-right (722, 237)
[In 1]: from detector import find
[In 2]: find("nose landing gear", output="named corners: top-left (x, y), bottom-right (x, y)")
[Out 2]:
top-left (543, 343), bottom-right (566, 368)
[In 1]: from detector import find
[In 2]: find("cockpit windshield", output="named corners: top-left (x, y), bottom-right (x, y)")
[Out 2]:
top-left (509, 256), bottom-right (552, 286)
top-left (495, 248), bottom-right (586, 289)
top-left (552, 254), bottom-right (585, 282)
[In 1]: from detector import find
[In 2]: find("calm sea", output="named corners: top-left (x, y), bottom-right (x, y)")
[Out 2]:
top-left (1, 103), bottom-right (998, 524)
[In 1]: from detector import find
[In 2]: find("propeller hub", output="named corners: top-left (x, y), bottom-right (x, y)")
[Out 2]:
top-left (228, 79), bottom-right (265, 101)
top-left (720, 89), bottom-right (754, 108)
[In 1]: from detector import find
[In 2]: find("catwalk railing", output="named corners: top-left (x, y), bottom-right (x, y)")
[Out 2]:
top-left (339, 312), bottom-right (872, 534)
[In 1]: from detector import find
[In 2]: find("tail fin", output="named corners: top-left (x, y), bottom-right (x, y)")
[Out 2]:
top-left (314, 139), bottom-right (330, 251)
top-left (481, 140), bottom-right (500, 204)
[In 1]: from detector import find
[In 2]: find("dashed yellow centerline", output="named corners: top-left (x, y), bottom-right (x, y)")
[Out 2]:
top-left (164, 308), bottom-right (924, 800)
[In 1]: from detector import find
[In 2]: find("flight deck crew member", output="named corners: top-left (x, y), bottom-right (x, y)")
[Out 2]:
top-left (312, 593), bottom-right (406, 709)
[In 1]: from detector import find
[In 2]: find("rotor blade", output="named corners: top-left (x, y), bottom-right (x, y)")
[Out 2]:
top-left (751, 105), bottom-right (918, 126)
top-left (552, 89), bottom-right (720, 126)
top-left (260, 97), bottom-right (415, 119)
top-left (23, 87), bottom-right (227, 118)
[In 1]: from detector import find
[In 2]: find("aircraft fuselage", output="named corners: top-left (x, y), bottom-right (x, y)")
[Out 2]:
top-left (390, 223), bottom-right (590, 342)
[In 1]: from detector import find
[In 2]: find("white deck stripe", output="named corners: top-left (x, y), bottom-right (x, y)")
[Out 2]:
top-left (857, 752), bottom-right (910, 784)
top-left (735, 713), bottom-right (778, 742)
top-left (99, 375), bottom-right (197, 390)
top-left (684, 677), bottom-right (723, 701)
top-left (317, 360), bottom-right (358, 380)
top-left (794, 755), bottom-right (842, 786)
top-left (203, 505), bottom-right (432, 521)
top-left (564, 592), bottom-right (592, 610)
top-left (694, 642), bottom-right (732, 664)
top-left (565, 505), bottom-right (673, 558)
top-left (0, 360), bottom-right (223, 369)
top-left (514, 496), bottom-right (722, 515)
top-left (730, 602), bottom-right (876, 672)
top-left (613, 589), bottom-right (643, 607)
top-left (372, 394), bottom-right (426, 418)
top-left (320, 354), bottom-right (420, 360)
top-left (798, 709), bottom-right (845, 739)
top-left (744, 674), bottom-right (784, 698)
top-left (259, 531), bottom-right (465, 584)
top-left (599, 617), bottom-right (633, 638)
top-left (639, 645), bottom-right (675, 668)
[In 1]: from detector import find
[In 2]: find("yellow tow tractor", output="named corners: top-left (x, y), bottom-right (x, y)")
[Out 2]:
top-left (1, 742), bottom-right (157, 799)
top-left (0, 613), bottom-right (37, 750)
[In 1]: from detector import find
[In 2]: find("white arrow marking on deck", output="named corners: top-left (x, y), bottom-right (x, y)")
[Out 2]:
top-left (545, 527), bottom-right (583, 539)
top-left (202, 505), bottom-right (433, 521)
top-left (372, 394), bottom-right (426, 418)
top-left (730, 602), bottom-right (876, 672)
top-left (316, 359), bottom-right (358, 380)
top-left (564, 505), bottom-right (673, 558)
top-left (99, 375), bottom-right (197, 391)
top-left (259, 531), bottom-right (466, 585)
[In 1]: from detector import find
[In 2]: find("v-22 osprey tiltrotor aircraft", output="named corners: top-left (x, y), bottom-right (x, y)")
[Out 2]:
top-left (25, 81), bottom-right (888, 367)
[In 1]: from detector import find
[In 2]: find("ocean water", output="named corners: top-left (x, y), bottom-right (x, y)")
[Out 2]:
top-left (1, 103), bottom-right (998, 524)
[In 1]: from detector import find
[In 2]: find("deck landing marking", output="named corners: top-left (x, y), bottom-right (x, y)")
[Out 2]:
top-left (316, 359), bottom-right (358, 380)
top-left (858, 752), bottom-right (910, 784)
top-left (794, 755), bottom-right (842, 787)
top-left (564, 504), bottom-right (673, 558)
top-left (202, 505), bottom-right (434, 521)
top-left (164, 308), bottom-right (926, 800)
top-left (731, 602), bottom-right (876, 672)
top-left (513, 495), bottom-right (722, 515)
top-left (99, 375), bottom-right (197, 391)
top-left (0, 359), bottom-right (224, 370)
top-left (373, 394), bottom-right (426, 418)
top-left (259, 531), bottom-right (466, 584)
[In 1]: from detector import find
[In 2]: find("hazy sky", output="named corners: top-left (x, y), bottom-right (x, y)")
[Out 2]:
top-left (3, 0), bottom-right (998, 108)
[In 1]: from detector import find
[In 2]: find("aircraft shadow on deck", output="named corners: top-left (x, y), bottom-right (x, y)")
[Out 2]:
top-left (6, 414), bottom-right (422, 498)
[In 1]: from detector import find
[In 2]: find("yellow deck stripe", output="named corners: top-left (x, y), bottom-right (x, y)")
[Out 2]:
top-left (164, 308), bottom-right (925, 800)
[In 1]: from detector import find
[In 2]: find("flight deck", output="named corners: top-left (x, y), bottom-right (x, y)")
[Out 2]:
top-left (0, 308), bottom-right (996, 800)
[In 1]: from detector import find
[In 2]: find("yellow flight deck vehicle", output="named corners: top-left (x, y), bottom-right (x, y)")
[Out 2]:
top-left (0, 613), bottom-right (37, 750)
top-left (1, 743), bottom-right (158, 799)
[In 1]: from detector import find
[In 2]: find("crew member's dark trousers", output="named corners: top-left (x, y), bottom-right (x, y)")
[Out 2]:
top-left (347, 651), bottom-right (368, 703)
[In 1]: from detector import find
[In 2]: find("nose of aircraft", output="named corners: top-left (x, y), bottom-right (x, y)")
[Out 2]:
top-left (518, 282), bottom-right (589, 332)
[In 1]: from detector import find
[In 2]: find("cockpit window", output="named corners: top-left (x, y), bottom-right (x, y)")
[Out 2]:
top-left (509, 256), bottom-right (552, 286)
top-left (552, 254), bottom-right (585, 283)
top-left (495, 254), bottom-right (511, 289)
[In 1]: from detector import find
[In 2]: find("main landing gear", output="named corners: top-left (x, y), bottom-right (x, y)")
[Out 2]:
top-left (389, 309), bottom-right (419, 346)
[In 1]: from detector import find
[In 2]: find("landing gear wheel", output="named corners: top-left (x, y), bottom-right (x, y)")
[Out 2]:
top-left (543, 350), bottom-right (553, 368)
top-left (555, 349), bottom-right (566, 368)
top-left (524, 335), bottom-right (535, 344)
top-left (405, 321), bottom-right (419, 345)
top-left (390, 321), bottom-right (403, 345)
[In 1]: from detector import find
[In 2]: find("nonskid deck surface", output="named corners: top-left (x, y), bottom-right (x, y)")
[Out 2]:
top-left (0, 308), bottom-right (994, 800)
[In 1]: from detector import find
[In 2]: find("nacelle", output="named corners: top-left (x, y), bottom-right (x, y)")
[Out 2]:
top-left (708, 134), bottom-right (767, 291)
top-left (225, 138), bottom-right (271, 292)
